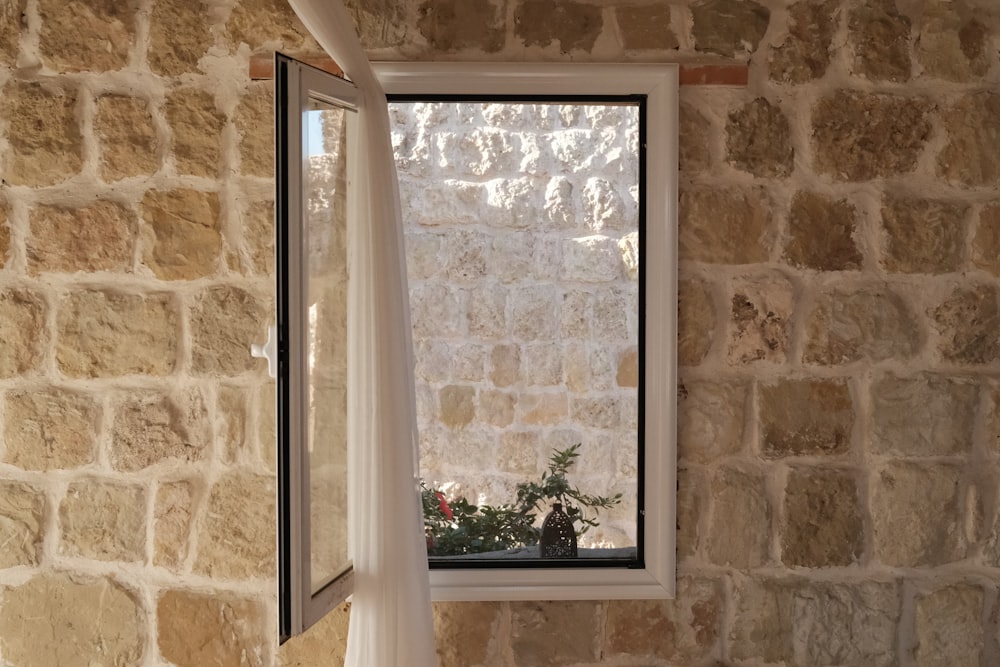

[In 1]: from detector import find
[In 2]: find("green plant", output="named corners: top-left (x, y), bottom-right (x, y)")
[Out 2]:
top-left (422, 444), bottom-right (623, 557)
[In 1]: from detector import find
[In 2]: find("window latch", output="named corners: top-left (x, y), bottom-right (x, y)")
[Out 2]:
top-left (251, 324), bottom-right (278, 378)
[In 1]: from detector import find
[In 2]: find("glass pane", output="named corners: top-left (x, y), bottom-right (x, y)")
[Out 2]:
top-left (304, 97), bottom-right (352, 592)
top-left (390, 100), bottom-right (641, 563)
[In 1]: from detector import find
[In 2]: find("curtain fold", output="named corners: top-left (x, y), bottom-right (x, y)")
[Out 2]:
top-left (285, 2), bottom-right (438, 665)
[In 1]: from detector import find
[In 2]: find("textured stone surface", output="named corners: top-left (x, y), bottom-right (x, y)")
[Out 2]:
top-left (0, 288), bottom-right (48, 377)
top-left (803, 284), bottom-right (920, 364)
top-left (279, 603), bottom-right (350, 666)
top-left (158, 589), bottom-right (267, 667)
top-left (0, 0), bottom-right (25, 65)
top-left (729, 578), bottom-right (796, 662)
top-left (510, 601), bottom-right (601, 664)
top-left (56, 290), bottom-right (178, 377)
top-left (678, 103), bottom-right (711, 174)
top-left (692, 0), bottom-right (769, 57)
top-left (95, 94), bottom-right (159, 181)
top-left (678, 381), bottom-right (746, 463)
top-left (678, 278), bottom-right (716, 365)
top-left (433, 602), bottom-right (500, 667)
top-left (782, 467), bottom-right (862, 567)
top-left (872, 462), bottom-right (962, 566)
top-left (166, 88), bottom-right (225, 178)
top-left (4, 388), bottom-right (100, 470)
top-left (59, 480), bottom-right (145, 561)
top-left (111, 391), bottom-right (209, 470)
top-left (28, 200), bottom-right (134, 274)
top-left (38, 0), bottom-right (133, 72)
top-left (848, 0), bottom-right (911, 82)
top-left (794, 581), bottom-right (899, 666)
top-left (615, 4), bottom-right (678, 50)
top-left (514, 0), bottom-right (602, 53)
top-left (0, 81), bottom-right (82, 186)
top-left (218, 386), bottom-right (249, 463)
top-left (917, 6), bottom-right (989, 82)
top-left (930, 285), bottom-right (1000, 364)
top-left (0, 573), bottom-right (141, 667)
top-left (148, 0), bottom-right (214, 76)
top-left (812, 91), bottom-right (931, 181)
top-left (726, 98), bottom-right (793, 178)
top-left (785, 191), bottom-right (862, 271)
top-left (190, 286), bottom-right (269, 376)
top-left (0, 202), bottom-right (9, 267)
top-left (938, 92), bottom-right (1000, 187)
top-left (0, 480), bottom-right (45, 567)
top-left (227, 0), bottom-right (317, 51)
top-left (881, 195), bottom-right (968, 274)
top-left (974, 203), bottom-right (1000, 275)
top-left (727, 273), bottom-right (793, 364)
top-left (706, 467), bottom-right (770, 568)
top-left (154, 479), bottom-right (195, 569)
top-left (344, 0), bottom-right (408, 50)
top-left (440, 384), bottom-right (475, 427)
top-left (241, 198), bottom-right (276, 275)
top-left (871, 374), bottom-right (977, 456)
top-left (759, 379), bottom-right (853, 457)
top-left (676, 468), bottom-right (703, 559)
top-left (195, 470), bottom-right (275, 578)
top-left (235, 82), bottom-right (273, 177)
top-left (913, 585), bottom-right (984, 666)
top-left (679, 187), bottom-right (772, 264)
top-left (418, 0), bottom-right (504, 53)
top-left (769, 0), bottom-right (836, 82)
top-left (141, 188), bottom-right (222, 280)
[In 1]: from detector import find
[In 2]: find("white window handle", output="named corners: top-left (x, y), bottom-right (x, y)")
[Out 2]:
top-left (251, 324), bottom-right (278, 378)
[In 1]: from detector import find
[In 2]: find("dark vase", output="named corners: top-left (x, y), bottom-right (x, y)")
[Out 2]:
top-left (539, 502), bottom-right (578, 558)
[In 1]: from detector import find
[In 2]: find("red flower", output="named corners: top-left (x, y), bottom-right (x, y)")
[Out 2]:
top-left (435, 492), bottom-right (453, 520)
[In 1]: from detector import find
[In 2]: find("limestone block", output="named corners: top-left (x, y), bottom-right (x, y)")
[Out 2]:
top-left (938, 92), bottom-right (1000, 187)
top-left (726, 98), bottom-right (794, 178)
top-left (571, 396), bottom-right (621, 429)
top-left (158, 589), bottom-right (267, 667)
top-left (679, 186), bottom-right (773, 264)
top-left (510, 601), bottom-right (600, 664)
top-left (259, 382), bottom-right (277, 472)
top-left (406, 232), bottom-right (442, 280)
top-left (615, 4), bottom-right (678, 50)
top-left (141, 188), bottom-right (222, 280)
top-left (521, 342), bottom-right (563, 386)
top-left (485, 231), bottom-right (530, 283)
top-left (987, 384), bottom-right (1000, 459)
top-left (678, 278), bottom-right (716, 365)
top-left (0, 480), bottom-right (45, 567)
top-left (544, 176), bottom-right (576, 228)
top-left (791, 581), bottom-right (899, 665)
top-left (678, 381), bottom-right (746, 464)
top-left (95, 94), bottom-right (159, 181)
top-left (236, 82), bottom-right (274, 177)
top-left (166, 88), bottom-right (225, 178)
top-left (4, 388), bottom-right (99, 470)
top-left (729, 578), bottom-right (797, 662)
top-left (411, 283), bottom-right (463, 338)
top-left (676, 467), bottom-right (704, 559)
top-left (111, 390), bottom-right (210, 470)
top-left (782, 467), bottom-right (862, 567)
top-left (514, 0), bottom-right (603, 54)
top-left (706, 466), bottom-right (770, 568)
top-left (415, 340), bottom-right (451, 383)
top-left (510, 284), bottom-right (559, 339)
top-left (278, 602), bottom-right (349, 666)
top-left (38, 0), bottom-right (133, 72)
top-left (691, 0), bottom-right (769, 57)
top-left (226, 0), bottom-right (317, 51)
top-left (154, 479), bottom-right (196, 569)
top-left (0, 288), bottom-right (47, 377)
top-left (417, 0), bottom-right (504, 53)
top-left (190, 286), bottom-right (269, 376)
top-left (238, 199), bottom-right (275, 276)
top-left (479, 390), bottom-right (516, 427)
top-left (973, 203), bottom-right (1000, 276)
top-left (914, 585), bottom-right (984, 666)
top-left (451, 343), bottom-right (486, 382)
top-left (497, 431), bottom-right (537, 474)
top-left (0, 573), bottom-right (141, 667)
top-left (784, 191), bottom-right (862, 271)
top-left (560, 289), bottom-right (592, 339)
top-left (583, 178), bottom-right (632, 232)
top-left (442, 230), bottom-right (488, 282)
top-left (616, 347), bottom-right (637, 387)
top-left (561, 235), bottom-right (622, 282)
top-left (679, 103), bottom-right (711, 174)
top-left (606, 576), bottom-right (722, 660)
top-left (519, 392), bottom-right (568, 426)
top-left (0, 0), bottom-right (25, 66)
top-left (872, 462), bottom-right (962, 566)
top-left (871, 374), bottom-right (977, 456)
top-left (916, 5), bottom-right (988, 82)
top-left (759, 379), bottom-right (853, 458)
top-left (59, 480), bottom-right (145, 561)
top-left (0, 202), bottom-right (9, 268)
top-left (489, 344), bottom-right (520, 387)
top-left (769, 0), bottom-right (837, 83)
top-left (444, 128), bottom-right (514, 178)
top-left (592, 287), bottom-right (631, 341)
top-left (28, 200), bottom-right (134, 274)
top-left (148, 0), bottom-right (214, 76)
top-left (727, 273), bottom-right (793, 365)
top-left (408, 180), bottom-right (484, 227)
top-left (0, 81), bottom-right (82, 186)
top-left (803, 284), bottom-right (920, 365)
top-left (812, 91), bottom-right (931, 181)
top-left (930, 284), bottom-right (1000, 364)
top-left (881, 195), bottom-right (968, 274)
top-left (439, 385), bottom-right (475, 428)
top-left (56, 290), bottom-right (178, 377)
top-left (195, 470), bottom-right (275, 579)
top-left (433, 601), bottom-right (501, 667)
top-left (848, 0), bottom-right (912, 82)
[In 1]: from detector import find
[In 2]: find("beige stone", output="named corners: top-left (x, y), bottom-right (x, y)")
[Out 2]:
top-left (615, 4), bottom-right (678, 50)
top-left (691, 0), bottom-right (769, 57)
top-left (519, 392), bottom-right (568, 425)
top-left (676, 467), bottom-right (703, 559)
top-left (4, 388), bottom-right (99, 470)
top-left (679, 186), bottom-right (773, 264)
top-left (729, 578), bottom-right (796, 662)
top-left (791, 581), bottom-right (899, 666)
top-left (782, 467), bottom-right (862, 567)
top-left (38, 0), bottom-right (133, 72)
top-left (510, 601), bottom-right (600, 664)
top-left (914, 585), bottom-right (984, 666)
top-left (881, 195), bottom-right (968, 274)
top-left (678, 381), bottom-right (746, 464)
top-left (195, 469), bottom-right (276, 578)
top-left (95, 95), bottom-right (159, 181)
top-left (479, 389), bottom-right (515, 427)
top-left (848, 0), bottom-right (911, 82)
top-left (259, 382), bottom-right (277, 472)
top-left (466, 283), bottom-right (507, 338)
top-left (871, 374), bottom-right (977, 456)
top-left (418, 0), bottom-right (504, 53)
top-left (678, 277), bottom-right (716, 365)
top-left (514, 0), bottom-right (602, 54)
top-left (488, 344), bottom-right (520, 388)
top-left (439, 384), bottom-right (475, 428)
top-left (497, 431), bottom-right (538, 475)
top-left (56, 290), bottom-right (178, 377)
top-left (218, 386), bottom-right (249, 463)
top-left (235, 82), bottom-right (274, 177)
top-left (0, 288), bottom-right (48, 377)
top-left (0, 573), bottom-right (141, 667)
top-left (141, 188), bottom-right (222, 280)
top-left (0, 81), bottom-right (82, 186)
top-left (241, 199), bottom-right (276, 275)
top-left (678, 103), bottom-right (711, 174)
top-left (166, 88), bottom-right (225, 178)
top-left (279, 602), bottom-right (350, 666)
top-left (726, 98), bottom-right (793, 178)
top-left (226, 0), bottom-right (318, 51)
top-left (154, 479), bottom-right (196, 569)
top-left (916, 5), bottom-right (988, 82)
top-left (769, 0), bottom-right (837, 83)
top-left (0, 480), bottom-right (45, 567)
top-left (727, 273), bottom-right (793, 364)
top-left (572, 396), bottom-right (621, 429)
top-left (28, 200), bottom-right (134, 274)
top-left (0, 0), bottom-right (25, 65)
top-left (343, 0), bottom-right (408, 50)
top-left (706, 466), bottom-right (770, 568)
top-left (0, 202), bottom-right (9, 268)
top-left (784, 191), bottom-right (862, 271)
top-left (158, 589), bottom-right (268, 667)
top-left (938, 92), bottom-right (1000, 187)
top-left (433, 602), bottom-right (501, 667)
top-left (521, 342), bottom-right (562, 385)
top-left (149, 0), bottom-right (214, 76)
top-left (973, 203), bottom-right (1000, 276)
top-left (411, 284), bottom-right (462, 338)
top-left (59, 480), bottom-right (145, 561)
top-left (616, 347), bottom-right (637, 387)
top-left (111, 390), bottom-right (209, 470)
top-left (759, 379), bottom-right (853, 457)
top-left (812, 91), bottom-right (931, 181)
top-left (930, 284), bottom-right (1000, 364)
top-left (190, 286), bottom-right (269, 376)
top-left (510, 285), bottom-right (559, 338)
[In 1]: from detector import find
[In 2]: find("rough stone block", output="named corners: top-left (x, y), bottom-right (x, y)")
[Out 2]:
top-left (0, 480), bottom-right (45, 567)
top-left (479, 390), bottom-right (516, 428)
top-left (759, 379), bottom-right (853, 458)
top-left (0, 202), bottom-right (9, 268)
top-left (154, 480), bottom-right (196, 569)
top-left (871, 374), bottom-right (977, 456)
top-left (166, 88), bottom-right (225, 178)
top-left (848, 0), bottom-right (912, 82)
top-left (278, 602), bottom-right (350, 666)
top-left (56, 290), bottom-right (178, 377)
top-left (678, 277), bottom-right (716, 365)
top-left (616, 347), bottom-right (637, 387)
top-left (812, 91), bottom-right (931, 181)
top-left (792, 581), bottom-right (899, 665)
top-left (930, 284), bottom-right (1000, 365)
top-left (510, 600), bottom-right (600, 664)
top-left (59, 480), bottom-right (145, 562)
top-left (514, 0), bottom-right (602, 54)
top-left (158, 589), bottom-right (267, 667)
top-left (782, 467), bottom-right (863, 567)
top-left (0, 0), bottom-right (25, 66)
top-left (881, 195), bottom-right (969, 274)
top-left (678, 381), bottom-right (746, 464)
top-left (195, 470), bottom-right (275, 579)
top-left (417, 0), bottom-right (504, 53)
top-left (111, 390), bottom-right (210, 470)
top-left (729, 578), bottom-right (797, 662)
top-left (769, 0), bottom-right (837, 83)
top-left (615, 4), bottom-right (678, 50)
top-left (938, 92), bottom-right (1000, 187)
top-left (236, 82), bottom-right (274, 177)
top-left (519, 392), bottom-right (568, 425)
top-left (914, 585), bottom-right (984, 666)
top-left (727, 273), bottom-right (793, 365)
top-left (510, 284), bottom-right (559, 338)
top-left (189, 286), bottom-right (269, 376)
top-left (0, 288), bottom-right (48, 377)
top-left (973, 203), bottom-right (1000, 276)
top-left (0, 81), bottom-right (82, 186)
top-left (38, 0), bottom-right (133, 72)
top-left (0, 573), bottom-right (141, 666)
top-left (148, 0), bottom-right (214, 76)
top-left (439, 384), bottom-right (475, 428)
top-left (442, 230), bottom-right (488, 282)
top-left (676, 467), bottom-right (703, 559)
top-left (784, 191), bottom-right (862, 271)
top-left (218, 386), bottom-right (249, 464)
top-left (571, 396), bottom-right (621, 429)
top-left (679, 186), bottom-right (773, 264)
top-left (433, 602), bottom-right (501, 667)
top-left (706, 466), bottom-right (770, 568)
top-left (141, 188), bottom-right (222, 280)
top-left (28, 200), bottom-right (134, 274)
top-left (726, 98), bottom-right (793, 178)
top-left (465, 284), bottom-right (507, 338)
top-left (343, 0), bottom-right (408, 50)
top-left (4, 388), bottom-right (99, 470)
top-left (679, 103), bottom-right (711, 174)
top-left (95, 95), bottom-right (159, 181)
top-left (520, 342), bottom-right (563, 386)
top-left (239, 198), bottom-right (276, 276)
top-left (411, 284), bottom-right (463, 338)
top-left (916, 5), bottom-right (988, 82)
top-left (489, 344), bottom-right (520, 387)
top-left (692, 0), bottom-right (769, 57)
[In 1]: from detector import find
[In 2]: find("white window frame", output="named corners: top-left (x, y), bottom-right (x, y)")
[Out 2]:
top-left (373, 62), bottom-right (679, 601)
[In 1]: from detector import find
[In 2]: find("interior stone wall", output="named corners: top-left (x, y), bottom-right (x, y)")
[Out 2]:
top-left (0, 0), bottom-right (999, 666)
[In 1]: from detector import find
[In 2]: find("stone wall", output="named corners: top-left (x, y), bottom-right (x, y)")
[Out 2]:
top-left (0, 0), bottom-right (998, 666)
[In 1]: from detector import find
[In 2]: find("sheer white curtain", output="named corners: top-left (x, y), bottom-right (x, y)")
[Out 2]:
top-left (286, 2), bottom-right (438, 665)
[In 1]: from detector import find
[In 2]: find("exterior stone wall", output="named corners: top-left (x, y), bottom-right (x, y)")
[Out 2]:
top-left (0, 0), bottom-right (998, 666)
